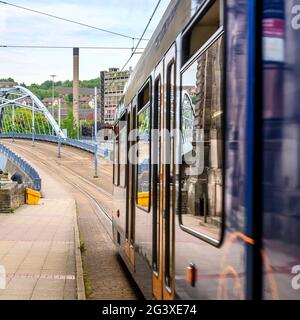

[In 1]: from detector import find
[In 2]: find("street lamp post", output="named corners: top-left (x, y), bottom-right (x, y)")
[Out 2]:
top-left (94, 87), bottom-right (97, 142)
top-left (50, 74), bottom-right (56, 135)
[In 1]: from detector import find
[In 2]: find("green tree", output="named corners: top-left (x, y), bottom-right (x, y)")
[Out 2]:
top-left (67, 93), bottom-right (73, 103)
top-left (80, 78), bottom-right (99, 88)
top-left (0, 77), bottom-right (15, 82)
top-left (40, 80), bottom-right (53, 90)
top-left (61, 80), bottom-right (73, 87)
top-left (61, 111), bottom-right (78, 139)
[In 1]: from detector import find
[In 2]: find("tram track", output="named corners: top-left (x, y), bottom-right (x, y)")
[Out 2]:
top-left (4, 140), bottom-right (112, 194)
top-left (25, 139), bottom-right (113, 183)
top-left (2, 140), bottom-right (113, 234)
top-left (37, 141), bottom-right (113, 179)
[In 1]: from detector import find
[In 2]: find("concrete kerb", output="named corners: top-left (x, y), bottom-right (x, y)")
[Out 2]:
top-left (74, 203), bottom-right (86, 300)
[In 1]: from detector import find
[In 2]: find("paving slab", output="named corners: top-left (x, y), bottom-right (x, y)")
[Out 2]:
top-left (0, 160), bottom-right (81, 300)
top-left (1, 140), bottom-right (140, 300)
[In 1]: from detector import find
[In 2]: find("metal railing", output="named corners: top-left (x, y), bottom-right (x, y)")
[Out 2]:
top-left (0, 133), bottom-right (95, 153)
top-left (0, 133), bottom-right (114, 163)
top-left (0, 142), bottom-right (41, 191)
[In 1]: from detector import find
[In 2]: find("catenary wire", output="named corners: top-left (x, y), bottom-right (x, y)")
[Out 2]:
top-left (0, 0), bottom-right (149, 41)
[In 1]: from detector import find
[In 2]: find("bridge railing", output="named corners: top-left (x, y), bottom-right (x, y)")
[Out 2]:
top-left (0, 142), bottom-right (42, 191)
top-left (0, 133), bottom-right (95, 153)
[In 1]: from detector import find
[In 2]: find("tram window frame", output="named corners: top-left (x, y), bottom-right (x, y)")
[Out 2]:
top-left (119, 112), bottom-right (127, 188)
top-left (113, 122), bottom-right (120, 187)
top-left (181, 0), bottom-right (223, 67)
top-left (136, 79), bottom-right (152, 213)
top-left (179, 27), bottom-right (225, 248)
top-left (165, 60), bottom-right (176, 291)
top-left (152, 75), bottom-right (161, 274)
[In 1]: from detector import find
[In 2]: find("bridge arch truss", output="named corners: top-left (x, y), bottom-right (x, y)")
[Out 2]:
top-left (0, 86), bottom-right (66, 139)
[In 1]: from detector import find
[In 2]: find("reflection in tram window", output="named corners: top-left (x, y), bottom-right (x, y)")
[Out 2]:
top-left (182, 0), bottom-right (221, 65)
top-left (119, 116), bottom-right (127, 188)
top-left (180, 34), bottom-right (224, 241)
top-left (113, 123), bottom-right (119, 186)
top-left (137, 106), bottom-right (150, 210)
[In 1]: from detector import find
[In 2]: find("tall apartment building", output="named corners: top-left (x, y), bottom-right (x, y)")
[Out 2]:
top-left (100, 67), bottom-right (132, 124)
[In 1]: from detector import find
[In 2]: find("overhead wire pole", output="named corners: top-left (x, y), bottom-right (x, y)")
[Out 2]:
top-left (58, 98), bottom-right (61, 159)
top-left (50, 74), bottom-right (56, 135)
top-left (94, 87), bottom-right (98, 142)
top-left (32, 100), bottom-right (35, 146)
top-left (94, 87), bottom-right (98, 178)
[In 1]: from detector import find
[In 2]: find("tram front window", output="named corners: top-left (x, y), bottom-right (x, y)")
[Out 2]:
top-left (180, 34), bottom-right (224, 242)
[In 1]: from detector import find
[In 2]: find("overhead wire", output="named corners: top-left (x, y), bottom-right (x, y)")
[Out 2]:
top-left (0, 0), bottom-right (149, 41)
top-left (0, 0), bottom-right (163, 123)
top-left (0, 45), bottom-right (145, 50)
top-left (105, 0), bottom-right (162, 91)
top-left (120, 0), bottom-right (161, 71)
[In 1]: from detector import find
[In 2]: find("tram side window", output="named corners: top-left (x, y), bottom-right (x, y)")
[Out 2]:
top-left (182, 0), bottom-right (221, 65)
top-left (113, 123), bottom-right (119, 186)
top-left (180, 33), bottom-right (224, 242)
top-left (119, 114), bottom-right (127, 188)
top-left (136, 82), bottom-right (151, 211)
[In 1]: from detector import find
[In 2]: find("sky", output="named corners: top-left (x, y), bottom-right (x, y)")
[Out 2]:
top-left (0, 0), bottom-right (171, 85)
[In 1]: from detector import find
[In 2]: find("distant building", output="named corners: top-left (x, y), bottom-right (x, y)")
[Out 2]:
top-left (43, 87), bottom-right (99, 121)
top-left (100, 67), bottom-right (132, 124)
top-left (0, 82), bottom-right (18, 88)
top-left (41, 98), bottom-right (68, 120)
top-left (57, 87), bottom-right (95, 96)
top-left (42, 97), bottom-right (56, 108)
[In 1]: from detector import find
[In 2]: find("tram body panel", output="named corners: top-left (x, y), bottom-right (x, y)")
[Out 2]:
top-left (262, 0), bottom-right (300, 300)
top-left (112, 0), bottom-right (300, 300)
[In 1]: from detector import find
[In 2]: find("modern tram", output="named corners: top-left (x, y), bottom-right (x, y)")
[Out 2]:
top-left (111, 0), bottom-right (300, 299)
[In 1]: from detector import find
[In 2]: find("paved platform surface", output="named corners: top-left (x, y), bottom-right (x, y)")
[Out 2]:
top-left (1, 140), bottom-right (142, 300)
top-left (0, 158), bottom-right (78, 300)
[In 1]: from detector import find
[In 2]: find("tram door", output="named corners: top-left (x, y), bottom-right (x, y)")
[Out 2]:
top-left (152, 45), bottom-right (176, 300)
top-left (125, 103), bottom-right (136, 267)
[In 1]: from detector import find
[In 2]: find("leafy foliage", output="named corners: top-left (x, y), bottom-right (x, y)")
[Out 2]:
top-left (2, 108), bottom-right (51, 134)
top-left (61, 111), bottom-right (78, 139)
top-left (0, 77), bottom-right (15, 82)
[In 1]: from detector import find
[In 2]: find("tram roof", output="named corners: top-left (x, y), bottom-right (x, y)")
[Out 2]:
top-left (124, 0), bottom-right (197, 107)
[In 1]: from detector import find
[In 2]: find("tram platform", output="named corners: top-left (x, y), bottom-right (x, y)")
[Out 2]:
top-left (0, 160), bottom-right (84, 300)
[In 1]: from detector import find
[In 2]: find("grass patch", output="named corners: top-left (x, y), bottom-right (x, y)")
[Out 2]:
top-left (79, 236), bottom-right (94, 299)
